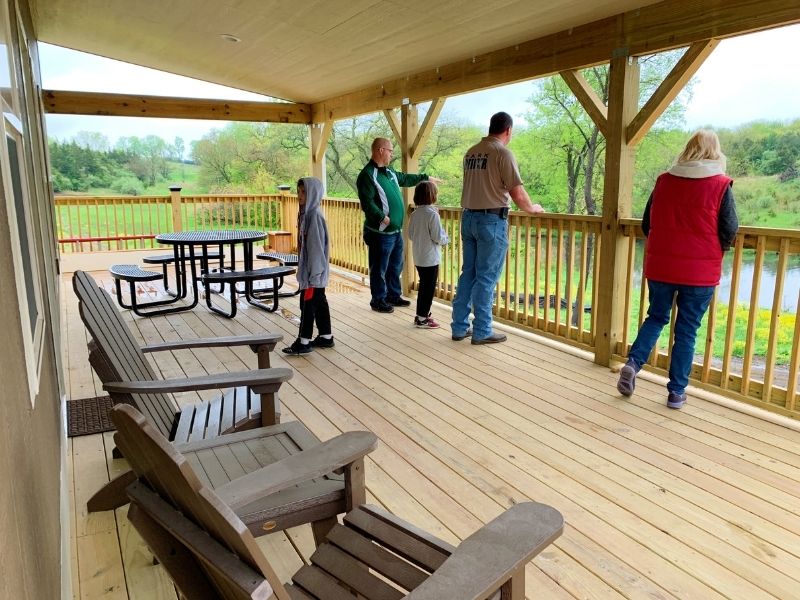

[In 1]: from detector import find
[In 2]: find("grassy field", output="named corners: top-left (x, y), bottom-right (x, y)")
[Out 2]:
top-left (83, 162), bottom-right (208, 196)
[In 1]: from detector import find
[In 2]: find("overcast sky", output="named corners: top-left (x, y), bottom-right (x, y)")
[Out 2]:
top-left (40, 23), bottom-right (800, 147)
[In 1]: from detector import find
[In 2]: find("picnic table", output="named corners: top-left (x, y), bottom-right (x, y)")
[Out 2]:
top-left (143, 230), bottom-right (294, 317)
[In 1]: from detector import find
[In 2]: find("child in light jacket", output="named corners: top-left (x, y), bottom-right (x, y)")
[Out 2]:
top-left (407, 181), bottom-right (449, 329)
top-left (283, 177), bottom-right (333, 355)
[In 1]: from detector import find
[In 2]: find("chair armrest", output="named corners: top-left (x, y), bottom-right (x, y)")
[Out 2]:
top-left (404, 502), bottom-right (564, 600)
top-left (140, 333), bottom-right (282, 353)
top-left (215, 431), bottom-right (378, 511)
top-left (103, 368), bottom-right (292, 395)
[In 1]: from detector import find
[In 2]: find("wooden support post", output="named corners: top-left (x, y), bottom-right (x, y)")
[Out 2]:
top-left (309, 121), bottom-right (332, 194)
top-left (400, 102), bottom-right (419, 296)
top-left (594, 53), bottom-right (639, 366)
top-left (169, 186), bottom-right (182, 232)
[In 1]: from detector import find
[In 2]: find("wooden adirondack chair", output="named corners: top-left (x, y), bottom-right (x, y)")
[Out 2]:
top-left (113, 404), bottom-right (564, 600)
top-left (74, 271), bottom-right (371, 539)
top-left (114, 404), bottom-right (379, 545)
top-left (73, 270), bottom-right (285, 440)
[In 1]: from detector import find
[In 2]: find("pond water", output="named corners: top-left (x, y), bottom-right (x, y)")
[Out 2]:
top-left (627, 240), bottom-right (800, 312)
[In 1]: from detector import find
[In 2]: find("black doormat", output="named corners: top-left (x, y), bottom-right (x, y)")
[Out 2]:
top-left (67, 395), bottom-right (116, 437)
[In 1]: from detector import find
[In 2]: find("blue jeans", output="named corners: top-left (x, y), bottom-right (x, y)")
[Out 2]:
top-left (363, 228), bottom-right (403, 304)
top-left (451, 210), bottom-right (509, 339)
top-left (628, 280), bottom-right (714, 396)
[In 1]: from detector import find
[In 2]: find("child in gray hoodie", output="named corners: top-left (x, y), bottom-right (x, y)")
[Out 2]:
top-left (283, 177), bottom-right (333, 355)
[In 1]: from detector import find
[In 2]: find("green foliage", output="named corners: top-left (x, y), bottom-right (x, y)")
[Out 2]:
top-left (110, 175), bottom-right (145, 196)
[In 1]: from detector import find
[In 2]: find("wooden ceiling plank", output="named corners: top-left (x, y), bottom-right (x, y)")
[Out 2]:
top-left (42, 90), bottom-right (311, 124)
top-left (626, 39), bottom-right (718, 146)
top-left (559, 70), bottom-right (609, 138)
top-left (312, 0), bottom-right (800, 121)
top-left (409, 97), bottom-right (445, 160)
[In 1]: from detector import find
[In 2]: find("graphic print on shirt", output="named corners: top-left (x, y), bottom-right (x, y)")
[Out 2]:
top-left (464, 153), bottom-right (488, 170)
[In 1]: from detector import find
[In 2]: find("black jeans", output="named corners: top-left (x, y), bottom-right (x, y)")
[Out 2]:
top-left (415, 265), bottom-right (439, 318)
top-left (299, 287), bottom-right (332, 339)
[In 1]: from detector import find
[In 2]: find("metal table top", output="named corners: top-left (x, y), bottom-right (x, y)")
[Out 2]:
top-left (155, 229), bottom-right (267, 245)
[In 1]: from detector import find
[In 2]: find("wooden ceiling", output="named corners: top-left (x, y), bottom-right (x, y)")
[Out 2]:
top-left (30, 0), bottom-right (665, 104)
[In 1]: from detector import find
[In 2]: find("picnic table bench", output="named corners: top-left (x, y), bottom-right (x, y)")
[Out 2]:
top-left (143, 249), bottom-right (224, 296)
top-left (202, 265), bottom-right (297, 317)
top-left (108, 264), bottom-right (179, 317)
top-left (257, 251), bottom-right (301, 297)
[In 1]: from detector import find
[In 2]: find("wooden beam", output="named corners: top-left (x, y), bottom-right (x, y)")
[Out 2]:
top-left (311, 121), bottom-right (333, 164)
top-left (627, 39), bottom-right (719, 146)
top-left (310, 121), bottom-right (333, 190)
top-left (410, 97), bottom-right (445, 160)
top-left (42, 90), bottom-right (311, 124)
top-left (312, 0), bottom-right (800, 121)
top-left (594, 54), bottom-right (640, 367)
top-left (400, 104), bottom-right (419, 296)
top-left (559, 70), bottom-right (609, 138)
top-left (383, 108), bottom-right (402, 144)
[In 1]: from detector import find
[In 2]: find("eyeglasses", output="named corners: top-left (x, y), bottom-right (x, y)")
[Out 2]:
top-left (380, 147), bottom-right (394, 153)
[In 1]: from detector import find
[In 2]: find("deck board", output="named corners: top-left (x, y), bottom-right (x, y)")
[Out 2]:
top-left (64, 271), bottom-right (800, 600)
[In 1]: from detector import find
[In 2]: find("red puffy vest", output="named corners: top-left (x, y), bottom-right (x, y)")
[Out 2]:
top-left (644, 173), bottom-right (732, 286)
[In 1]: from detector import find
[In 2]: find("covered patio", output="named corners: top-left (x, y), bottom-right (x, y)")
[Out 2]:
top-left (65, 270), bottom-right (800, 599)
top-left (1, 0), bottom-right (799, 598)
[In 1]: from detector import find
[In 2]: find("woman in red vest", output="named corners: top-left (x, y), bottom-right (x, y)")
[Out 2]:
top-left (617, 130), bottom-right (738, 409)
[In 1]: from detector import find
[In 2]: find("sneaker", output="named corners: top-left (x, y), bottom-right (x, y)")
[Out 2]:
top-left (451, 327), bottom-right (473, 341)
top-left (414, 316), bottom-right (440, 329)
top-left (471, 332), bottom-right (507, 345)
top-left (387, 297), bottom-right (411, 307)
top-left (667, 392), bottom-right (687, 409)
top-left (370, 301), bottom-right (394, 313)
top-left (282, 339), bottom-right (313, 355)
top-left (617, 360), bottom-right (638, 397)
top-left (310, 335), bottom-right (335, 348)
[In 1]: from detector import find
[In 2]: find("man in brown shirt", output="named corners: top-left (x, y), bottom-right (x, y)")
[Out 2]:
top-left (451, 112), bottom-right (544, 344)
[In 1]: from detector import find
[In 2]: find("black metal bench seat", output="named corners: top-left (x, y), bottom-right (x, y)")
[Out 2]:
top-left (143, 250), bottom-right (224, 297)
top-left (201, 266), bottom-right (297, 318)
top-left (109, 264), bottom-right (177, 316)
top-left (256, 252), bottom-right (301, 297)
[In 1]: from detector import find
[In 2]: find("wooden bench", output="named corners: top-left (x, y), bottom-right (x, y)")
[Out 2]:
top-left (143, 250), bottom-right (224, 296)
top-left (108, 264), bottom-right (179, 316)
top-left (202, 266), bottom-right (297, 317)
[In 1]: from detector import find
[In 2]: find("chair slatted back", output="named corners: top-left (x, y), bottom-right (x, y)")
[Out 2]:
top-left (73, 271), bottom-right (178, 438)
top-left (113, 404), bottom-right (286, 600)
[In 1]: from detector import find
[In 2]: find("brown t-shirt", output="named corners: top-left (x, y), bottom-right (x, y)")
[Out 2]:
top-left (460, 136), bottom-right (523, 209)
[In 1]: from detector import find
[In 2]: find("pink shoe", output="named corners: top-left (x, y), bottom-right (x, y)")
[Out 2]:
top-left (414, 315), bottom-right (440, 329)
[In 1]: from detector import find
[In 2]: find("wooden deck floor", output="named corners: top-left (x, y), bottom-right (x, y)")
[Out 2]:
top-left (64, 270), bottom-right (800, 600)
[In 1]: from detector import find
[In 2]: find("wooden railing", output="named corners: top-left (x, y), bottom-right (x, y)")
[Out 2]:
top-left (433, 208), bottom-right (602, 350)
top-left (618, 219), bottom-right (800, 417)
top-left (323, 198), bottom-right (369, 275)
top-left (53, 191), bottom-right (800, 418)
top-left (55, 193), bottom-right (285, 252)
top-left (55, 195), bottom-right (172, 252)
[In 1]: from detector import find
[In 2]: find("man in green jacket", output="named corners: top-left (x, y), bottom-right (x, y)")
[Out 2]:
top-left (357, 137), bottom-right (440, 313)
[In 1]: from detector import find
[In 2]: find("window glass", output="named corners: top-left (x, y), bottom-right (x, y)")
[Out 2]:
top-left (0, 2), bottom-right (16, 110)
top-left (6, 133), bottom-right (38, 332)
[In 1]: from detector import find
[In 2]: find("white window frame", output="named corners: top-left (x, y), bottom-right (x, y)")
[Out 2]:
top-left (0, 1), bottom-right (44, 404)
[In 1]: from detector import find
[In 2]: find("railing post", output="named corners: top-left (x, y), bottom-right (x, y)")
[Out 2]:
top-left (594, 53), bottom-right (639, 366)
top-left (278, 185), bottom-right (291, 232)
top-left (169, 185), bottom-right (183, 232)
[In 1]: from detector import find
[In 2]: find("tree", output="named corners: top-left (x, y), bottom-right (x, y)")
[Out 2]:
top-left (521, 49), bottom-right (692, 217)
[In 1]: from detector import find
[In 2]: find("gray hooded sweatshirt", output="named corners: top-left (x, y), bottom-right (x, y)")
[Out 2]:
top-left (296, 177), bottom-right (330, 289)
